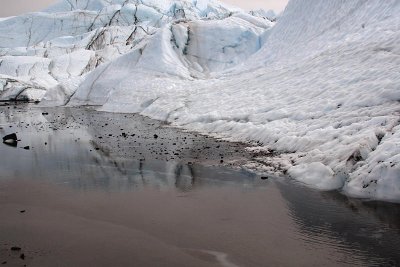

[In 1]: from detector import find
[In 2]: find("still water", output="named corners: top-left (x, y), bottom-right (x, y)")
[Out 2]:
top-left (0, 105), bottom-right (399, 267)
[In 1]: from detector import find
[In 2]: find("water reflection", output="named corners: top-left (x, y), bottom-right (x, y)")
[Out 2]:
top-left (277, 180), bottom-right (400, 266)
top-left (1, 105), bottom-right (400, 266)
top-left (0, 106), bottom-right (259, 192)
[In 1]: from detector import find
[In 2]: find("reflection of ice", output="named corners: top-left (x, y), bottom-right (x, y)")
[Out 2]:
top-left (184, 248), bottom-right (240, 267)
top-left (277, 181), bottom-right (400, 266)
top-left (0, 106), bottom-right (259, 192)
top-left (2, 106), bottom-right (400, 266)
top-left (203, 250), bottom-right (240, 267)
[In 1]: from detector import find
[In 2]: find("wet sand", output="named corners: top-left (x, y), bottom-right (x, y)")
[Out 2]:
top-left (0, 105), bottom-right (399, 267)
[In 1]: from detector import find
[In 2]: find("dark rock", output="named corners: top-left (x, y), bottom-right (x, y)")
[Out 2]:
top-left (10, 246), bottom-right (21, 251)
top-left (261, 177), bottom-right (269, 180)
top-left (1, 261), bottom-right (6, 265)
top-left (20, 253), bottom-right (25, 260)
top-left (23, 146), bottom-right (30, 150)
top-left (20, 210), bottom-right (26, 213)
top-left (41, 112), bottom-right (49, 115)
top-left (3, 133), bottom-right (17, 142)
top-left (3, 133), bottom-right (18, 147)
top-left (154, 134), bottom-right (158, 139)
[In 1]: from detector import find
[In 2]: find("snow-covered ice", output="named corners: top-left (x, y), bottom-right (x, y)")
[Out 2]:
top-left (0, 0), bottom-right (399, 202)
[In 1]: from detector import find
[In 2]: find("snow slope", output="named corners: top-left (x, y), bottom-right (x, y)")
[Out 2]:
top-left (1, 0), bottom-right (399, 202)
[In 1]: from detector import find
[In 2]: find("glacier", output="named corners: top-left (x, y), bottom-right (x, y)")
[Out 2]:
top-left (0, 0), bottom-right (399, 202)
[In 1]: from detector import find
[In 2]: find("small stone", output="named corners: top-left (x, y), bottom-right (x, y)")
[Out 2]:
top-left (10, 246), bottom-right (21, 251)
top-left (41, 112), bottom-right (49, 115)
top-left (261, 177), bottom-right (269, 180)
top-left (154, 134), bottom-right (158, 139)
top-left (20, 253), bottom-right (25, 260)
top-left (20, 210), bottom-right (26, 213)
top-left (23, 146), bottom-right (30, 150)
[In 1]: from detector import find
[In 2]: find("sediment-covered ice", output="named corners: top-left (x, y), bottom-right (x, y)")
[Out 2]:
top-left (0, 0), bottom-right (399, 202)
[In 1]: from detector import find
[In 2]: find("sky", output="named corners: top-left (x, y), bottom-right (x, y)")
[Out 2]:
top-left (0, 0), bottom-right (288, 17)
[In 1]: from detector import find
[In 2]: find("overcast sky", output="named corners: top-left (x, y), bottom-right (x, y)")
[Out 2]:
top-left (0, 0), bottom-right (288, 17)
